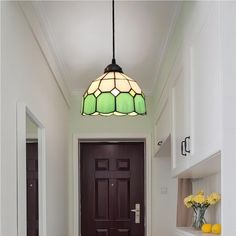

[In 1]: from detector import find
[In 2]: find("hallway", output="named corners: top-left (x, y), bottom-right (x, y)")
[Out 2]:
top-left (1, 1), bottom-right (236, 236)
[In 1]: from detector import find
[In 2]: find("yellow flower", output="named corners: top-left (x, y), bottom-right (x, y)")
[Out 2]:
top-left (197, 190), bottom-right (204, 195)
top-left (184, 195), bottom-right (194, 208)
top-left (193, 194), bottom-right (206, 204)
top-left (207, 192), bottom-right (221, 205)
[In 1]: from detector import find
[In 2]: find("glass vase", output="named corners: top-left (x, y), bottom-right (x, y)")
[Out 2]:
top-left (192, 207), bottom-right (207, 230)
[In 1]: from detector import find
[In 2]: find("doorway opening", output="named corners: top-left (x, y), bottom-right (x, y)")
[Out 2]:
top-left (26, 116), bottom-right (39, 236)
top-left (73, 135), bottom-right (152, 236)
top-left (17, 103), bottom-right (46, 236)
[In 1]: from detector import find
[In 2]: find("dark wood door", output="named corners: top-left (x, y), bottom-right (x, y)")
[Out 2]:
top-left (81, 142), bottom-right (144, 236)
top-left (26, 142), bottom-right (39, 236)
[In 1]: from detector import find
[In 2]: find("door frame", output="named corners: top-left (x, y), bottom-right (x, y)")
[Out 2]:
top-left (73, 133), bottom-right (152, 236)
top-left (16, 102), bottom-right (47, 236)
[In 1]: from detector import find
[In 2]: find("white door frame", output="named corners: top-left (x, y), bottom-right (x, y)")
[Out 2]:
top-left (73, 133), bottom-right (152, 236)
top-left (16, 102), bottom-right (47, 236)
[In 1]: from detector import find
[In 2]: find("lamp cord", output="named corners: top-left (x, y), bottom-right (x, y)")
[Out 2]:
top-left (112, 0), bottom-right (115, 63)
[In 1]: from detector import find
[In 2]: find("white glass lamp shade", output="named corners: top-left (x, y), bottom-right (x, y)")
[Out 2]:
top-left (81, 72), bottom-right (146, 116)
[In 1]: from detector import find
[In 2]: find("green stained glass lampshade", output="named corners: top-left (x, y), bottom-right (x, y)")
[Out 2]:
top-left (81, 71), bottom-right (146, 116)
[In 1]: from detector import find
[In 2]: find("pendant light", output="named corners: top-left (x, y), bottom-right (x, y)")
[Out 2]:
top-left (81, 0), bottom-right (146, 116)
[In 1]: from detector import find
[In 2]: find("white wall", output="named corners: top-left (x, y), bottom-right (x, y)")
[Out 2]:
top-left (220, 2), bottom-right (236, 235)
top-left (152, 2), bottom-right (196, 109)
top-left (0, 1), bottom-right (2, 234)
top-left (1, 2), bottom-right (69, 236)
top-left (152, 156), bottom-right (177, 236)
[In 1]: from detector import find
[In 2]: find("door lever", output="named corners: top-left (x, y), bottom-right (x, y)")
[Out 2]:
top-left (131, 203), bottom-right (140, 224)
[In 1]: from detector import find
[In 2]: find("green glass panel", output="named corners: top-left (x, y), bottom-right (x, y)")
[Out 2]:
top-left (116, 93), bottom-right (134, 113)
top-left (83, 94), bottom-right (96, 114)
top-left (97, 93), bottom-right (115, 113)
top-left (134, 95), bottom-right (146, 114)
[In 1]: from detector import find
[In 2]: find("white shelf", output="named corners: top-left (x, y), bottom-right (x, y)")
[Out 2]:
top-left (177, 151), bottom-right (221, 179)
top-left (176, 227), bottom-right (221, 236)
top-left (154, 134), bottom-right (171, 158)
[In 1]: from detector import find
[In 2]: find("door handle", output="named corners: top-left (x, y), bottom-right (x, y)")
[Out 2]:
top-left (131, 203), bottom-right (140, 224)
top-left (181, 140), bottom-right (187, 156)
top-left (184, 136), bottom-right (190, 153)
top-left (157, 140), bottom-right (163, 146)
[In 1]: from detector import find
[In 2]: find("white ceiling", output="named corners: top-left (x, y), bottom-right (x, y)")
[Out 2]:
top-left (29, 1), bottom-right (180, 95)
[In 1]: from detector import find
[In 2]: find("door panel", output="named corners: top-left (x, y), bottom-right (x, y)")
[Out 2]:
top-left (96, 229), bottom-right (109, 236)
top-left (117, 229), bottom-right (130, 236)
top-left (81, 142), bottom-right (144, 236)
top-left (117, 179), bottom-right (130, 219)
top-left (95, 179), bottom-right (109, 219)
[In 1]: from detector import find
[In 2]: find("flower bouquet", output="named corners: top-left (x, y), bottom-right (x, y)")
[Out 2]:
top-left (184, 191), bottom-right (221, 230)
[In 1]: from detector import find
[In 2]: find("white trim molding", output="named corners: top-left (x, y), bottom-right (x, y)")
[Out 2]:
top-left (16, 102), bottom-right (47, 236)
top-left (72, 133), bottom-right (152, 236)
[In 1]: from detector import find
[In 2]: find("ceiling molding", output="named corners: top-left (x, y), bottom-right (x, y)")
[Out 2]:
top-left (19, 2), bottom-right (72, 107)
top-left (150, 2), bottom-right (183, 95)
